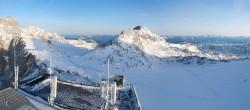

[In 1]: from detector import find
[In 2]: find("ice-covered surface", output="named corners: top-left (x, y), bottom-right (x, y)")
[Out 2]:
top-left (117, 86), bottom-right (142, 110)
top-left (31, 81), bottom-right (104, 110)
top-left (24, 78), bottom-right (140, 110)
top-left (120, 59), bottom-right (250, 110)
top-left (26, 97), bottom-right (55, 110)
top-left (18, 88), bottom-right (61, 110)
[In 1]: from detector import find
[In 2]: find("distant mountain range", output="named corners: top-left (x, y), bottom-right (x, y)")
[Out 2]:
top-left (0, 17), bottom-right (247, 82)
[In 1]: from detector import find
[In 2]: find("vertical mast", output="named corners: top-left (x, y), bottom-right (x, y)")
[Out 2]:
top-left (49, 76), bottom-right (57, 106)
top-left (14, 39), bottom-right (15, 73)
top-left (107, 59), bottom-right (110, 100)
top-left (107, 59), bottom-right (109, 85)
top-left (14, 37), bottom-right (16, 77)
top-left (48, 56), bottom-right (57, 106)
top-left (14, 66), bottom-right (19, 89)
top-left (49, 56), bottom-right (52, 76)
top-left (14, 37), bottom-right (18, 89)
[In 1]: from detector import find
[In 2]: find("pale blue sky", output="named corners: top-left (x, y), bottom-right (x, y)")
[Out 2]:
top-left (1, 0), bottom-right (250, 36)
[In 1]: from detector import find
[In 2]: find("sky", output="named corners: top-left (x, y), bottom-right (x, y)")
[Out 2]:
top-left (1, 0), bottom-right (250, 36)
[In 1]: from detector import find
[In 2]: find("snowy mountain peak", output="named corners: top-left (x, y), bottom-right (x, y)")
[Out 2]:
top-left (117, 26), bottom-right (165, 46)
top-left (22, 26), bottom-right (57, 38)
top-left (22, 26), bottom-right (47, 35)
top-left (0, 16), bottom-right (21, 37)
top-left (22, 26), bottom-right (68, 43)
top-left (133, 25), bottom-right (150, 32)
top-left (133, 25), bottom-right (142, 30)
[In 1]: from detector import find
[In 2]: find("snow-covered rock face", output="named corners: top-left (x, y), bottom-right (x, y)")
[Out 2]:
top-left (22, 26), bottom-right (68, 43)
top-left (117, 26), bottom-right (164, 57)
top-left (22, 26), bottom-right (98, 50)
top-left (67, 39), bottom-right (98, 50)
top-left (0, 16), bottom-right (21, 38)
top-left (0, 17), bottom-right (21, 50)
top-left (80, 26), bottom-right (205, 69)
top-left (78, 26), bottom-right (166, 68)
top-left (117, 26), bottom-right (165, 45)
top-left (116, 26), bottom-right (201, 58)
top-left (80, 26), bottom-right (239, 69)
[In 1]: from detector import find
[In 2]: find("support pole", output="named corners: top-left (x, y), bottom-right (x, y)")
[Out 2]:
top-left (14, 66), bottom-right (19, 89)
top-left (49, 76), bottom-right (57, 106)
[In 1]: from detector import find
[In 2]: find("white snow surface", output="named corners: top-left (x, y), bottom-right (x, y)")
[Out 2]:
top-left (22, 26), bottom-right (97, 50)
top-left (8, 24), bottom-right (248, 109)
top-left (117, 26), bottom-right (200, 57)
top-left (117, 59), bottom-right (250, 110)
top-left (67, 39), bottom-right (97, 50)
top-left (117, 26), bottom-right (237, 59)
top-left (19, 26), bottom-right (242, 82)
top-left (20, 26), bottom-right (101, 81)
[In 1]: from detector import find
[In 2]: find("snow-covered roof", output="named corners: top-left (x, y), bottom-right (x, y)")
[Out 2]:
top-left (0, 88), bottom-right (37, 110)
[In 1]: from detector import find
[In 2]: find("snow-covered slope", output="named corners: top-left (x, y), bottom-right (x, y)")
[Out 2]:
top-left (0, 18), bottom-right (241, 83)
top-left (20, 27), bottom-right (99, 81)
top-left (0, 17), bottom-right (242, 83)
top-left (22, 26), bottom-right (97, 50)
top-left (112, 59), bottom-right (250, 110)
top-left (1, 17), bottom-right (250, 110)
top-left (22, 26), bottom-right (67, 43)
top-left (20, 27), bottom-right (250, 109)
top-left (71, 26), bottom-right (238, 71)
top-left (117, 26), bottom-right (240, 60)
top-left (117, 26), bottom-right (202, 57)
top-left (0, 16), bottom-right (21, 50)
top-left (67, 39), bottom-right (98, 50)
top-left (0, 16), bottom-right (20, 37)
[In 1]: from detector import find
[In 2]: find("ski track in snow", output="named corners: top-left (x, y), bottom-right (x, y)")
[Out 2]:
top-left (126, 78), bottom-right (214, 101)
top-left (181, 67), bottom-right (219, 98)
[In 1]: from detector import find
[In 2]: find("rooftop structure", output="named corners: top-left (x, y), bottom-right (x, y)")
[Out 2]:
top-left (0, 87), bottom-right (37, 110)
top-left (102, 75), bottom-right (125, 87)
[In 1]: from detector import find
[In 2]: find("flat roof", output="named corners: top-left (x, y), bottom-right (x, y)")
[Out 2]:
top-left (0, 87), bottom-right (37, 110)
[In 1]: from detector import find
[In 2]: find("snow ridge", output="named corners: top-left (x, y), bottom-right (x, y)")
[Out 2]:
top-left (69, 26), bottom-right (237, 70)
top-left (22, 26), bottom-right (97, 50)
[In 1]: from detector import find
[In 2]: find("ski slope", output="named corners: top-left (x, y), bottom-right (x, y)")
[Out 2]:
top-left (119, 59), bottom-right (250, 110)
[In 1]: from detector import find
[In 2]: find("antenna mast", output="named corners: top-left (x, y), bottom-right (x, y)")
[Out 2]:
top-left (49, 57), bottom-right (52, 76)
top-left (100, 59), bottom-right (117, 109)
top-left (14, 37), bottom-right (18, 89)
top-left (107, 59), bottom-right (110, 85)
top-left (106, 59), bottom-right (110, 109)
top-left (48, 76), bottom-right (57, 106)
top-left (14, 66), bottom-right (19, 89)
top-left (101, 59), bottom-right (110, 109)
top-left (48, 56), bottom-right (57, 106)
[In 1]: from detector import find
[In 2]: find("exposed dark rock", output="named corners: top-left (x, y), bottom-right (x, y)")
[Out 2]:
top-left (133, 26), bottom-right (142, 30)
